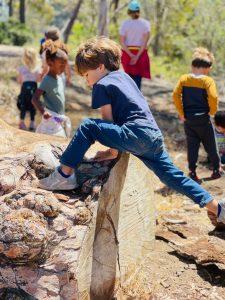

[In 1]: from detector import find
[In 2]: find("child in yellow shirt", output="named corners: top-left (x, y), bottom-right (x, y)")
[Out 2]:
top-left (173, 47), bottom-right (221, 181)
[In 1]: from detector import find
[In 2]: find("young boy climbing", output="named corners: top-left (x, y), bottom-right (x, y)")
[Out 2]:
top-left (173, 47), bottom-right (221, 182)
top-left (38, 37), bottom-right (225, 225)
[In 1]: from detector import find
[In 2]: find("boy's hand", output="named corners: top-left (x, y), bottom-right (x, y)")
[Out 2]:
top-left (94, 148), bottom-right (119, 162)
top-left (179, 115), bottom-right (186, 122)
top-left (43, 111), bottom-right (52, 119)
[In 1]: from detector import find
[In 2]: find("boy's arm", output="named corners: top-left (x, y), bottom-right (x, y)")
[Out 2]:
top-left (100, 104), bottom-right (113, 121)
top-left (173, 79), bottom-right (184, 119)
top-left (65, 62), bottom-right (72, 85)
top-left (94, 104), bottom-right (118, 161)
top-left (206, 79), bottom-right (218, 116)
top-left (32, 89), bottom-right (51, 119)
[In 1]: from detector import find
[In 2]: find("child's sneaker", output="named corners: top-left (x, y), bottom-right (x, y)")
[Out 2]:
top-left (29, 121), bottom-right (36, 132)
top-left (19, 122), bottom-right (27, 130)
top-left (217, 200), bottom-right (225, 225)
top-left (189, 171), bottom-right (200, 183)
top-left (38, 168), bottom-right (78, 191)
top-left (207, 210), bottom-right (225, 230)
top-left (211, 169), bottom-right (222, 179)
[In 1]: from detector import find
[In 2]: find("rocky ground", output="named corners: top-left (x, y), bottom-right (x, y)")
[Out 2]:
top-left (0, 46), bottom-right (225, 299)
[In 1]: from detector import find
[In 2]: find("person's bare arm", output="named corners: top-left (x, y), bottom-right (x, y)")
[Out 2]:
top-left (120, 35), bottom-right (135, 58)
top-left (32, 89), bottom-right (51, 119)
top-left (36, 72), bottom-right (42, 83)
top-left (137, 32), bottom-right (150, 58)
top-left (17, 73), bottom-right (23, 85)
top-left (130, 32), bottom-right (150, 65)
top-left (65, 62), bottom-right (72, 85)
top-left (40, 61), bottom-right (49, 80)
top-left (94, 104), bottom-right (119, 161)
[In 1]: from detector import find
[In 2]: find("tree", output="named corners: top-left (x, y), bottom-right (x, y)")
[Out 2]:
top-left (19, 0), bottom-right (26, 23)
top-left (8, 0), bottom-right (13, 17)
top-left (98, 0), bottom-right (109, 36)
top-left (62, 0), bottom-right (84, 43)
top-left (152, 0), bottom-right (167, 56)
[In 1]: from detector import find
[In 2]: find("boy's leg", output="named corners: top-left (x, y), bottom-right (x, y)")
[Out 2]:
top-left (60, 118), bottom-right (133, 169)
top-left (40, 119), bottom-right (136, 190)
top-left (19, 110), bottom-right (27, 130)
top-left (221, 154), bottom-right (225, 165)
top-left (200, 121), bottom-right (220, 171)
top-left (29, 109), bottom-right (36, 131)
top-left (129, 74), bottom-right (142, 90)
top-left (140, 139), bottom-right (213, 208)
top-left (184, 122), bottom-right (201, 172)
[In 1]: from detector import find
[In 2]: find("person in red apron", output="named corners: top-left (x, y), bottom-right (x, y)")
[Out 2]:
top-left (120, 0), bottom-right (151, 90)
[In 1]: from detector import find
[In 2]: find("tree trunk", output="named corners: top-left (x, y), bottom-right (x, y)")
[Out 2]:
top-left (8, 0), bottom-right (13, 17)
top-left (111, 0), bottom-right (119, 25)
top-left (98, 0), bottom-right (109, 36)
top-left (109, 1), bottom-right (129, 24)
top-left (19, 0), bottom-right (25, 23)
top-left (152, 0), bottom-right (166, 56)
top-left (63, 0), bottom-right (84, 43)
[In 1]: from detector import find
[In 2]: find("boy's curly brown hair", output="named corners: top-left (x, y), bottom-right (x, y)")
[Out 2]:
top-left (192, 47), bottom-right (214, 68)
top-left (75, 36), bottom-right (121, 75)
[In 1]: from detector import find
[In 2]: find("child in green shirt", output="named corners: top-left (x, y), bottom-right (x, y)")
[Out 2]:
top-left (32, 40), bottom-right (71, 137)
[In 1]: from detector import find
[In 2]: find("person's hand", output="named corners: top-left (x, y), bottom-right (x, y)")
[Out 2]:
top-left (94, 149), bottom-right (119, 162)
top-left (66, 78), bottom-right (72, 86)
top-left (43, 111), bottom-right (52, 119)
top-left (179, 115), bottom-right (186, 122)
top-left (129, 52), bottom-right (136, 59)
top-left (129, 55), bottom-right (139, 65)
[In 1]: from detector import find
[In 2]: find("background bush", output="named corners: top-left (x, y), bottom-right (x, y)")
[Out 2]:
top-left (0, 19), bottom-right (32, 46)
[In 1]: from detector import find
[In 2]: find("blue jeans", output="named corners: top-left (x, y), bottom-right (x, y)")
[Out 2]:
top-left (60, 118), bottom-right (213, 208)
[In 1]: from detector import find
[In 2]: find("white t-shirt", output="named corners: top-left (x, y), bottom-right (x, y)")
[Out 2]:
top-left (120, 18), bottom-right (150, 47)
top-left (18, 66), bottom-right (40, 83)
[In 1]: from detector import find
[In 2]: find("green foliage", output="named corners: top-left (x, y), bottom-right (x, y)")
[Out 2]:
top-left (0, 19), bottom-right (32, 45)
top-left (151, 54), bottom-right (190, 82)
top-left (3, 0), bottom-right (225, 78)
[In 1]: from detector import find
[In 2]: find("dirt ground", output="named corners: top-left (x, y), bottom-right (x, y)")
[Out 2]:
top-left (0, 48), bottom-right (225, 299)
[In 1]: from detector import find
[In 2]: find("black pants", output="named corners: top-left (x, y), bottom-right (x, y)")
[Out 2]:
top-left (17, 81), bottom-right (37, 121)
top-left (129, 74), bottom-right (142, 90)
top-left (20, 109), bottom-right (36, 121)
top-left (184, 115), bottom-right (220, 171)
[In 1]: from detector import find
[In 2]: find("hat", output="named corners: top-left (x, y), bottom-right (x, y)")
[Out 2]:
top-left (128, 0), bottom-right (141, 11)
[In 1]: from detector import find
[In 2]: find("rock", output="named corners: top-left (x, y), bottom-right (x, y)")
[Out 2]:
top-left (156, 223), bottom-right (225, 271)
top-left (74, 206), bottom-right (92, 225)
top-left (189, 264), bottom-right (197, 270)
top-left (160, 280), bottom-right (171, 288)
top-left (54, 193), bottom-right (70, 202)
top-left (0, 207), bottom-right (48, 264)
top-left (0, 119), bottom-right (156, 299)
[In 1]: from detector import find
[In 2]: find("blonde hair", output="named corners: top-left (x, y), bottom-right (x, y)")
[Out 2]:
top-left (75, 36), bottom-right (121, 75)
top-left (192, 47), bottom-right (214, 68)
top-left (22, 47), bottom-right (41, 72)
